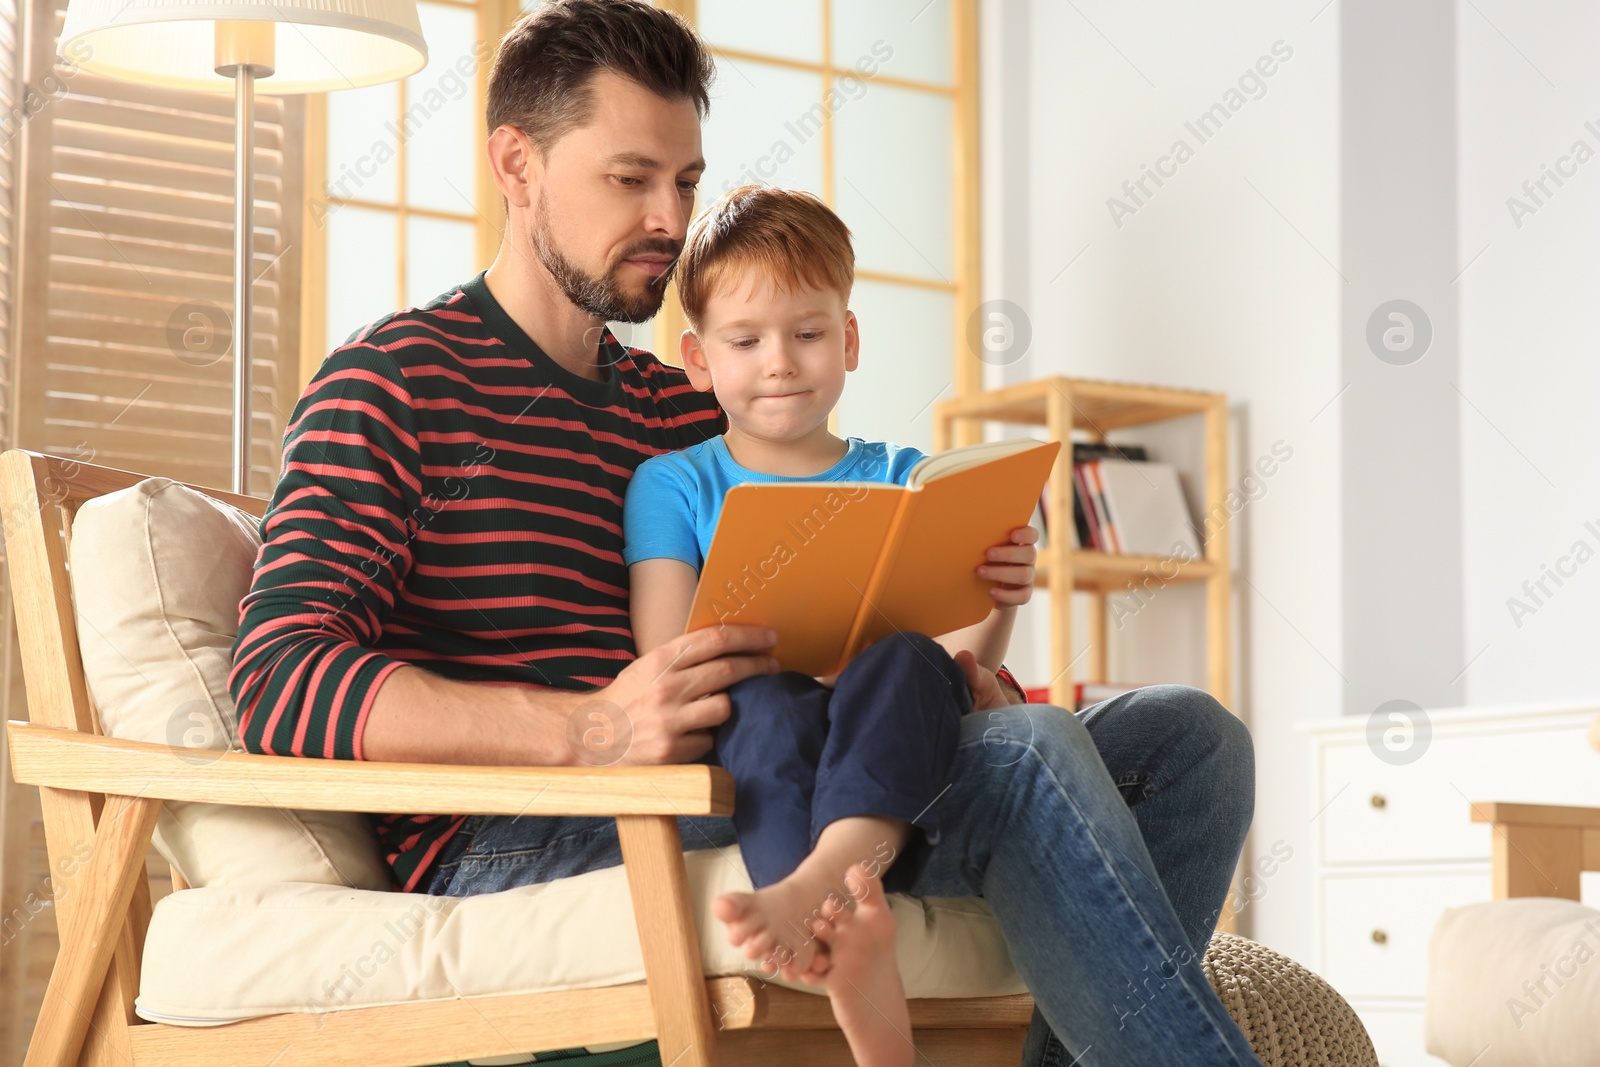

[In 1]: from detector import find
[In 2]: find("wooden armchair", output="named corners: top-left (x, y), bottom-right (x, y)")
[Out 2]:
top-left (1, 448), bottom-right (1035, 1067)
top-left (1420, 801), bottom-right (1600, 1065)
top-left (1470, 800), bottom-right (1600, 901)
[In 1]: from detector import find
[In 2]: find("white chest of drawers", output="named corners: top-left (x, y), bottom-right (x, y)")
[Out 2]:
top-left (1304, 703), bottom-right (1600, 1067)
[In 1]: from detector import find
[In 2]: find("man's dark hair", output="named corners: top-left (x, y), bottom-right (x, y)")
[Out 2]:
top-left (486, 0), bottom-right (714, 155)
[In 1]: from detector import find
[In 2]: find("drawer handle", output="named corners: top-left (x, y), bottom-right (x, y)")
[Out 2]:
top-left (1371, 929), bottom-right (1388, 945)
top-left (1370, 793), bottom-right (1387, 810)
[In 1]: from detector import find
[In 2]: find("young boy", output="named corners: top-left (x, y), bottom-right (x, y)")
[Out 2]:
top-left (621, 185), bottom-right (1037, 1066)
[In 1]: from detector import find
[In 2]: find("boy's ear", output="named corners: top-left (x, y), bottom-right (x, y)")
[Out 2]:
top-left (681, 329), bottom-right (714, 391)
top-left (844, 310), bottom-right (860, 372)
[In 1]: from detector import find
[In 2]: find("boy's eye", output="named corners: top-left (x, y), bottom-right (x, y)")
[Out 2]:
top-left (732, 338), bottom-right (758, 349)
top-left (798, 330), bottom-right (823, 341)
top-left (614, 175), bottom-right (643, 187)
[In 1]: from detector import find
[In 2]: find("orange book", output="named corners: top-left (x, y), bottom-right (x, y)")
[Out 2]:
top-left (684, 438), bottom-right (1061, 676)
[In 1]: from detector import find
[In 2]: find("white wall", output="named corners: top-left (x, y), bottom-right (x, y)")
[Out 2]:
top-left (981, 0), bottom-right (1343, 963)
top-left (1456, 0), bottom-right (1600, 704)
top-left (980, 0), bottom-right (1600, 974)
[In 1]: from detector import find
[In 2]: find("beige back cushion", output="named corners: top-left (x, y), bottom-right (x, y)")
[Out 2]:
top-left (69, 477), bottom-right (392, 890)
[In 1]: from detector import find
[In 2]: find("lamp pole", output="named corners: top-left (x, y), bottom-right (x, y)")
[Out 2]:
top-left (215, 21), bottom-right (273, 496)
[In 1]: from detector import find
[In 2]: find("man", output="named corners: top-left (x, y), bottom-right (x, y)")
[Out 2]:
top-left (230, 1), bottom-right (1261, 1063)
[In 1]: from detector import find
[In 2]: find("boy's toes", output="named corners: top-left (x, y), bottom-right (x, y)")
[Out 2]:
top-left (817, 892), bottom-right (852, 926)
top-left (794, 937), bottom-right (834, 985)
top-left (743, 931), bottom-right (776, 961)
top-left (712, 891), bottom-right (750, 924)
top-left (721, 918), bottom-right (752, 948)
top-left (844, 861), bottom-right (882, 900)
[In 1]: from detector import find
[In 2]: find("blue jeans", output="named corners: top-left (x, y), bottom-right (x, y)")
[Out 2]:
top-left (423, 684), bottom-right (1261, 1066)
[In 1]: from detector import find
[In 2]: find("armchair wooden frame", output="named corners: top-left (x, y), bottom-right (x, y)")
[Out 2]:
top-left (1472, 800), bottom-right (1600, 901)
top-left (0, 449), bottom-right (1034, 1067)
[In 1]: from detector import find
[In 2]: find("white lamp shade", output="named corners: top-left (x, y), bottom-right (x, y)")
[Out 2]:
top-left (60, 0), bottom-right (428, 94)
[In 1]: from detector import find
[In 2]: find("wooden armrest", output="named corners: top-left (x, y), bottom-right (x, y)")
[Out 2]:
top-left (1470, 801), bottom-right (1600, 829)
top-left (5, 721), bottom-right (733, 816)
top-left (1471, 800), bottom-right (1600, 900)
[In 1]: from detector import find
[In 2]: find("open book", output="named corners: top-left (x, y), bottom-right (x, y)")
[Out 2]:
top-left (684, 438), bottom-right (1061, 676)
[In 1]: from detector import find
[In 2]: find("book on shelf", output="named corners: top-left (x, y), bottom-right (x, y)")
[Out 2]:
top-left (685, 437), bottom-right (1062, 677)
top-left (1095, 460), bottom-right (1202, 557)
top-left (1034, 490), bottom-right (1070, 550)
top-left (1070, 443), bottom-right (1200, 558)
top-left (1072, 442), bottom-right (1144, 552)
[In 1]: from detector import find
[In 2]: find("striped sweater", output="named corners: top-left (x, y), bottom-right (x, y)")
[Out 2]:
top-left (228, 270), bottom-right (727, 891)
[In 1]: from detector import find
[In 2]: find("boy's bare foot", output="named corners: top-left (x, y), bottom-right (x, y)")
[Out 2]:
top-left (797, 863), bottom-right (913, 1067)
top-left (714, 871), bottom-right (848, 978)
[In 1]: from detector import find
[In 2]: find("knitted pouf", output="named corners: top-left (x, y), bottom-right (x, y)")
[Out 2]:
top-left (1202, 932), bottom-right (1379, 1067)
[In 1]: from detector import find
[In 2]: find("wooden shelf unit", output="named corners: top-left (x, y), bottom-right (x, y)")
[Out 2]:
top-left (933, 376), bottom-right (1231, 711)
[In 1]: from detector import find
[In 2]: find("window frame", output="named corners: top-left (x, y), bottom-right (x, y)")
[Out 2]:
top-left (302, 0), bottom-right (982, 449)
top-left (652, 0), bottom-right (982, 445)
top-left (299, 0), bottom-right (497, 389)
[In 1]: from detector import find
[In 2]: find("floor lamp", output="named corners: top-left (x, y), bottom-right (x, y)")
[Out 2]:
top-left (59, 0), bottom-right (428, 495)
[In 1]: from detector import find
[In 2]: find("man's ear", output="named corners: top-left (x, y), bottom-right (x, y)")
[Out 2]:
top-left (843, 309), bottom-right (860, 372)
top-left (486, 124), bottom-right (538, 210)
top-left (681, 330), bottom-right (714, 391)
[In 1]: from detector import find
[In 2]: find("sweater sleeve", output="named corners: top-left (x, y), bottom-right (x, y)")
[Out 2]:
top-left (228, 343), bottom-right (423, 760)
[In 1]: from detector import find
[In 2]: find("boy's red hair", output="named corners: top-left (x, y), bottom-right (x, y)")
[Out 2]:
top-left (675, 185), bottom-right (854, 329)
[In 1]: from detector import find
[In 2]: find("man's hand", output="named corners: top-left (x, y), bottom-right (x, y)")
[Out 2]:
top-left (951, 649), bottom-right (1009, 712)
top-left (980, 524), bottom-right (1039, 607)
top-left (584, 624), bottom-right (779, 766)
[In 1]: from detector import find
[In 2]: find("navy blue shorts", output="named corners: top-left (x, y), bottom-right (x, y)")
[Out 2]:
top-left (692, 630), bottom-right (970, 893)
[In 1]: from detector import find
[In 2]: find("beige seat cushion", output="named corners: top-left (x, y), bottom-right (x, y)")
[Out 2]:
top-left (136, 842), bottom-right (1023, 1025)
top-left (69, 477), bottom-right (391, 890)
top-left (1427, 897), bottom-right (1600, 1066)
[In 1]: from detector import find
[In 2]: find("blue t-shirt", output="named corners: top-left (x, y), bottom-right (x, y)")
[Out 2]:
top-left (623, 435), bottom-right (928, 571)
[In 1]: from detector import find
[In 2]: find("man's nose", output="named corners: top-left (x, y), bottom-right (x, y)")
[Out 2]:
top-left (642, 182), bottom-right (688, 239)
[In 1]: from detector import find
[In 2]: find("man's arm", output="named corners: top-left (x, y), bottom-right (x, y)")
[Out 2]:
top-left (995, 665), bottom-right (1027, 705)
top-left (360, 668), bottom-right (586, 765)
top-left (952, 652), bottom-right (1027, 709)
top-left (230, 345), bottom-right (779, 769)
top-left (230, 344), bottom-right (426, 762)
top-left (321, 629), bottom-right (786, 766)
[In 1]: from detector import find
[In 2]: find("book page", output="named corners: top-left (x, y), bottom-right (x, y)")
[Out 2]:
top-left (907, 437), bottom-right (1046, 488)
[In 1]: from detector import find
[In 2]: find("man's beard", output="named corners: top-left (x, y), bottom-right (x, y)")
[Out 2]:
top-left (530, 192), bottom-right (677, 324)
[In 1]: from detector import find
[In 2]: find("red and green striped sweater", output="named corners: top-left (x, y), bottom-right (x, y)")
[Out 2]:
top-left (229, 269), bottom-right (1024, 893)
top-left (229, 271), bottom-right (729, 891)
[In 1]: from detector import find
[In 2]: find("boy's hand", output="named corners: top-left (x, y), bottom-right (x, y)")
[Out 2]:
top-left (980, 525), bottom-right (1039, 608)
top-left (951, 649), bottom-right (1008, 712)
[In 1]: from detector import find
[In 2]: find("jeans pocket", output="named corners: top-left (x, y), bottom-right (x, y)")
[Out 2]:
top-left (430, 816), bottom-right (482, 874)
top-left (456, 814), bottom-right (484, 852)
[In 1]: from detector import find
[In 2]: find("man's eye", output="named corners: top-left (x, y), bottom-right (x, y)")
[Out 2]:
top-left (615, 176), bottom-right (642, 187)
top-left (678, 181), bottom-right (699, 194)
